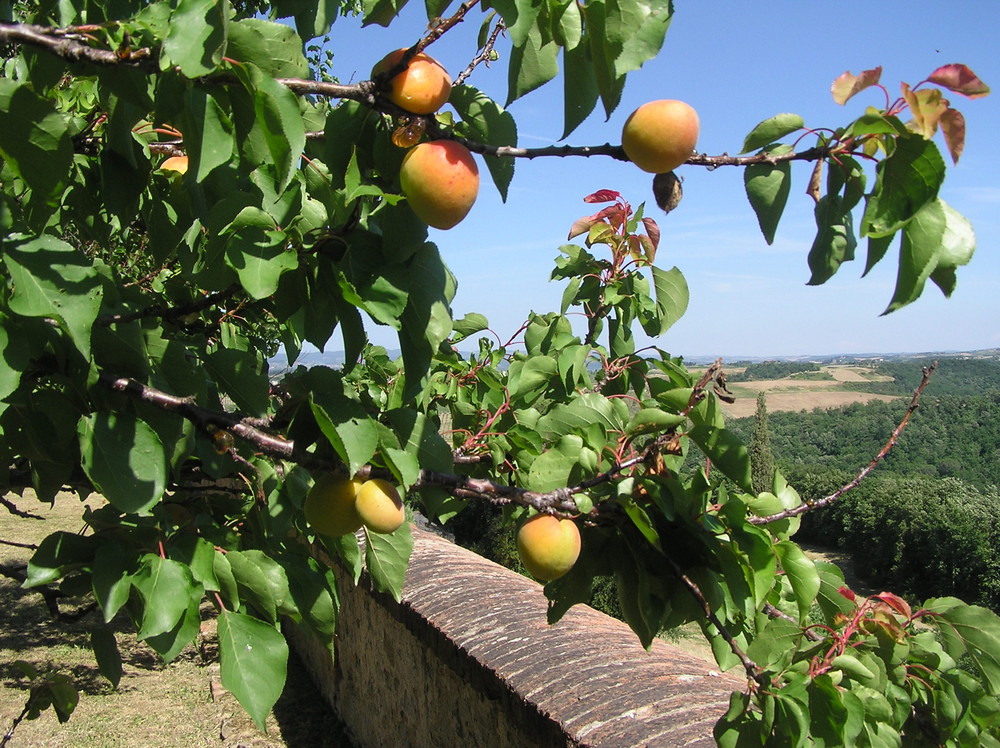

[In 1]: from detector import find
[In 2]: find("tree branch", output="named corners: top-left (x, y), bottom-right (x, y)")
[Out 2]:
top-left (749, 362), bottom-right (937, 526)
top-left (0, 22), bottom-right (155, 69)
top-left (0, 495), bottom-right (44, 520)
top-left (97, 284), bottom-right (242, 327)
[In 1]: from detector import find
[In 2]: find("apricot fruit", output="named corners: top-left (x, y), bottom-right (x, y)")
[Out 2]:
top-left (372, 48), bottom-right (452, 115)
top-left (621, 99), bottom-right (699, 174)
top-left (304, 475), bottom-right (364, 537)
top-left (160, 155), bottom-right (189, 174)
top-left (400, 140), bottom-right (479, 229)
top-left (356, 478), bottom-right (406, 534)
top-left (517, 514), bottom-right (581, 582)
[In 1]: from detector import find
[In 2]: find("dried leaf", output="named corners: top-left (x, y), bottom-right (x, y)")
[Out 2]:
top-left (927, 63), bottom-right (991, 98)
top-left (940, 107), bottom-right (966, 164)
top-left (652, 171), bottom-right (683, 214)
top-left (806, 159), bottom-right (823, 204)
top-left (831, 66), bottom-right (883, 105)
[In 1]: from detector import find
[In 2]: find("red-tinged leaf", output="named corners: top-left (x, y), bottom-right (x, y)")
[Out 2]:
top-left (839, 586), bottom-right (856, 602)
top-left (940, 107), bottom-right (966, 164)
top-left (641, 216), bottom-right (660, 251)
top-left (584, 189), bottom-right (621, 203)
top-left (927, 63), bottom-right (991, 98)
top-left (832, 67), bottom-right (882, 105)
top-left (874, 592), bottom-right (912, 619)
top-left (901, 83), bottom-right (948, 139)
top-left (567, 215), bottom-right (599, 240)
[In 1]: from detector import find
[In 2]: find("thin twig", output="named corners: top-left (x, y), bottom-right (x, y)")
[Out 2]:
top-left (97, 284), bottom-right (242, 327)
top-left (749, 362), bottom-right (937, 525)
top-left (454, 18), bottom-right (506, 87)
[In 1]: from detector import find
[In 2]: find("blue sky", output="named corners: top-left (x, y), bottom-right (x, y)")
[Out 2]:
top-left (321, 0), bottom-right (1000, 358)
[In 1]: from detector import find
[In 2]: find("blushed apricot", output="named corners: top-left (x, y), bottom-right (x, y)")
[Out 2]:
top-left (372, 48), bottom-right (452, 115)
top-left (621, 100), bottom-right (700, 173)
top-left (399, 140), bottom-right (479, 229)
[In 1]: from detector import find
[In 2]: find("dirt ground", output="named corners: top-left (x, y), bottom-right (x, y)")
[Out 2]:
top-left (0, 491), bottom-right (355, 748)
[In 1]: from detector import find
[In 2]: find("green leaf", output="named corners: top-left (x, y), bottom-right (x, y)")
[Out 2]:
top-left (926, 597), bottom-right (1000, 695)
top-left (506, 21), bottom-right (560, 105)
top-left (744, 149), bottom-right (792, 245)
top-left (205, 347), bottom-right (269, 416)
top-left (526, 434), bottom-right (598, 491)
top-left (625, 408), bottom-right (684, 437)
top-left (882, 198), bottom-right (946, 314)
top-left (740, 114), bottom-right (805, 154)
top-left (78, 412), bottom-right (167, 515)
top-left (606, 0), bottom-right (674, 80)
top-left (688, 425), bottom-right (752, 492)
top-left (806, 195), bottom-right (857, 285)
top-left (227, 550), bottom-right (298, 622)
top-left (364, 522), bottom-right (413, 603)
top-left (145, 595), bottom-right (202, 663)
top-left (25, 532), bottom-right (96, 588)
top-left (310, 397), bottom-right (379, 477)
top-left (775, 540), bottom-right (820, 620)
top-left (451, 85), bottom-right (517, 201)
top-left (163, 0), bottom-right (229, 77)
top-left (91, 628), bottom-right (123, 689)
top-left (217, 610), bottom-right (288, 730)
top-left (0, 80), bottom-right (73, 208)
top-left (133, 555), bottom-right (201, 640)
top-left (398, 243), bottom-right (455, 399)
top-left (226, 19), bottom-right (310, 78)
top-left (92, 543), bottom-right (136, 622)
top-left (861, 133), bottom-right (945, 238)
top-left (230, 61), bottom-right (307, 193)
top-left (223, 209), bottom-right (298, 299)
top-left (929, 199), bottom-right (976, 297)
top-left (863, 232), bottom-right (896, 277)
top-left (556, 47), bottom-right (598, 140)
top-left (180, 87), bottom-right (235, 182)
top-left (2, 235), bottom-right (102, 360)
top-left (647, 265), bottom-right (689, 337)
top-left (451, 312), bottom-right (490, 343)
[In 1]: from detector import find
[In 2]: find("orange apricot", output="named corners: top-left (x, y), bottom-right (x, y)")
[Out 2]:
top-left (399, 140), bottom-right (479, 229)
top-left (516, 514), bottom-right (582, 582)
top-left (621, 99), bottom-right (700, 173)
top-left (372, 48), bottom-right (452, 115)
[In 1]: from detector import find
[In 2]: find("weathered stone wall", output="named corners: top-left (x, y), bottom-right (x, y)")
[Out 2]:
top-left (287, 525), bottom-right (744, 747)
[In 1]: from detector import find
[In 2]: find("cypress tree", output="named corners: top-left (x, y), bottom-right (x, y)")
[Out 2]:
top-left (750, 391), bottom-right (775, 494)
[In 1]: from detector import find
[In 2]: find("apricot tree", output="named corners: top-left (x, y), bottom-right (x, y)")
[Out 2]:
top-left (1, 0), bottom-right (998, 744)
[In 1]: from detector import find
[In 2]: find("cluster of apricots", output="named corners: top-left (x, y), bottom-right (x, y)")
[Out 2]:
top-left (160, 48), bottom-right (697, 230)
top-left (372, 49), bottom-right (480, 230)
top-left (304, 475), bottom-right (406, 537)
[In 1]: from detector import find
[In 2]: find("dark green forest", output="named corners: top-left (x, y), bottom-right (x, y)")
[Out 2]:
top-left (728, 357), bottom-right (1000, 610)
top-left (727, 361), bottom-right (822, 382)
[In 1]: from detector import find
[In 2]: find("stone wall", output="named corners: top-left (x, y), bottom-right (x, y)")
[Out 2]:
top-left (287, 525), bottom-right (745, 747)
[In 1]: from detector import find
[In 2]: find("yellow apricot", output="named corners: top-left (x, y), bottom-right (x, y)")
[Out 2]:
top-left (621, 99), bottom-right (700, 173)
top-left (517, 514), bottom-right (581, 582)
top-left (160, 155), bottom-right (189, 174)
top-left (399, 140), bottom-right (479, 229)
top-left (304, 475), bottom-right (364, 537)
top-left (372, 48), bottom-right (452, 115)
top-left (356, 478), bottom-right (406, 534)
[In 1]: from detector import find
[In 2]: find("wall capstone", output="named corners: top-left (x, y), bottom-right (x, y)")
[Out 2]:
top-left (287, 524), bottom-right (746, 747)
